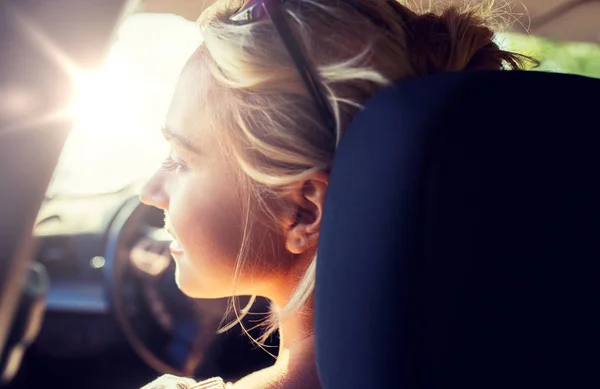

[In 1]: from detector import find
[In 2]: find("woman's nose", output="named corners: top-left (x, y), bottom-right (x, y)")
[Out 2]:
top-left (139, 171), bottom-right (168, 210)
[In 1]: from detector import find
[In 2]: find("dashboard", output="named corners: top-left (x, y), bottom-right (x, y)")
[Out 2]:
top-left (33, 187), bottom-right (145, 360)
top-left (36, 192), bottom-right (125, 315)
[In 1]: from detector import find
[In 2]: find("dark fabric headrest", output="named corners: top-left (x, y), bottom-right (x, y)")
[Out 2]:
top-left (315, 71), bottom-right (600, 389)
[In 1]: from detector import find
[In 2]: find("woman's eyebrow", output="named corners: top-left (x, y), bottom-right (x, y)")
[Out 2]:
top-left (162, 126), bottom-right (202, 154)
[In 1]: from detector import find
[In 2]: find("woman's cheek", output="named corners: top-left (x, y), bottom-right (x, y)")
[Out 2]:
top-left (173, 175), bottom-right (244, 264)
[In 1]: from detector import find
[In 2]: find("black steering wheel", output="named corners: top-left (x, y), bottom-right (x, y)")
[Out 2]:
top-left (103, 196), bottom-right (229, 378)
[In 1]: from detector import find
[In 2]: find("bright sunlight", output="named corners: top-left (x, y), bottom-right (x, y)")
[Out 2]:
top-left (47, 13), bottom-right (201, 197)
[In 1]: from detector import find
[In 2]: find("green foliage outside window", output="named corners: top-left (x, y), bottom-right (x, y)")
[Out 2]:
top-left (497, 33), bottom-right (600, 78)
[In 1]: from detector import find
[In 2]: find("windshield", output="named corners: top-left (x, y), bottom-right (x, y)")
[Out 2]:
top-left (46, 13), bottom-right (201, 197)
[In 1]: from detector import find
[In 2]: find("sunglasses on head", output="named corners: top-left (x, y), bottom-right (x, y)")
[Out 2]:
top-left (229, 0), bottom-right (337, 137)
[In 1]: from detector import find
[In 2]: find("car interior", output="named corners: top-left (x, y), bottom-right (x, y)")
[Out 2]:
top-left (1, 1), bottom-right (599, 388)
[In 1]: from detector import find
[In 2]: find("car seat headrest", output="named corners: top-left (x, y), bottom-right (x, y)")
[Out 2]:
top-left (315, 71), bottom-right (600, 389)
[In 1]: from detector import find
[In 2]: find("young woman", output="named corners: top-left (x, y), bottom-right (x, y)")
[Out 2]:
top-left (140, 1), bottom-right (531, 388)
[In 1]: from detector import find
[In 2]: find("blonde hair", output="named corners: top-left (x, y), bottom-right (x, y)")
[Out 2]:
top-left (192, 0), bottom-right (534, 345)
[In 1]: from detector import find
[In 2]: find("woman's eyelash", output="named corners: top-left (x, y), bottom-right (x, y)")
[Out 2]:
top-left (162, 156), bottom-right (187, 172)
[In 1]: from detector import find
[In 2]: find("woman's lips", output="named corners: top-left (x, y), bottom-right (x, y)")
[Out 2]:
top-left (167, 228), bottom-right (184, 254)
top-left (169, 239), bottom-right (184, 254)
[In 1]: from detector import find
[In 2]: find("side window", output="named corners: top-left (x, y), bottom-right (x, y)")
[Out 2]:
top-left (498, 32), bottom-right (600, 79)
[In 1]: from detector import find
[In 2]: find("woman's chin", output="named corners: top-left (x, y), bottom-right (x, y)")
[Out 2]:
top-left (173, 262), bottom-right (231, 299)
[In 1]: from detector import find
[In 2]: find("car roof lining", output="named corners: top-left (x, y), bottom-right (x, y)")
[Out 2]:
top-left (137, 0), bottom-right (599, 44)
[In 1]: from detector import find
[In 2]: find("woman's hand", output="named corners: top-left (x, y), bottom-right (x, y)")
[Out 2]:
top-left (140, 374), bottom-right (197, 389)
top-left (140, 374), bottom-right (228, 389)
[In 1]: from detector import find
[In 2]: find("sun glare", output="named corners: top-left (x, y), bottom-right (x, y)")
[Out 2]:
top-left (9, 9), bottom-right (201, 196)
top-left (45, 13), bottom-right (202, 197)
top-left (70, 66), bottom-right (151, 138)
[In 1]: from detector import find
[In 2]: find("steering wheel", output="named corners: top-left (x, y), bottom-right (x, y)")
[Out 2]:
top-left (103, 196), bottom-right (229, 378)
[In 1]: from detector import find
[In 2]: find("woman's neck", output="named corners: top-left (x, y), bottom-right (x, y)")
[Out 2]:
top-left (232, 317), bottom-right (319, 389)
top-left (238, 257), bottom-right (319, 388)
top-left (234, 334), bottom-right (319, 389)
top-left (276, 305), bottom-right (314, 349)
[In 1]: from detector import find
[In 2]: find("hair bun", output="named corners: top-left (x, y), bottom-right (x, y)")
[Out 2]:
top-left (398, 5), bottom-right (530, 75)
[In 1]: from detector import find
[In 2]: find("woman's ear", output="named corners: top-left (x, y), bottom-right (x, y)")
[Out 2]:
top-left (285, 171), bottom-right (329, 255)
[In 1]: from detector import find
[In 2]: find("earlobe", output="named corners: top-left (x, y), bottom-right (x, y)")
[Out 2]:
top-left (288, 234), bottom-right (308, 255)
top-left (287, 225), bottom-right (320, 255)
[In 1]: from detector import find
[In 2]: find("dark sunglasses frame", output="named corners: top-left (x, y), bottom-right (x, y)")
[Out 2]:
top-left (229, 0), bottom-right (337, 136)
